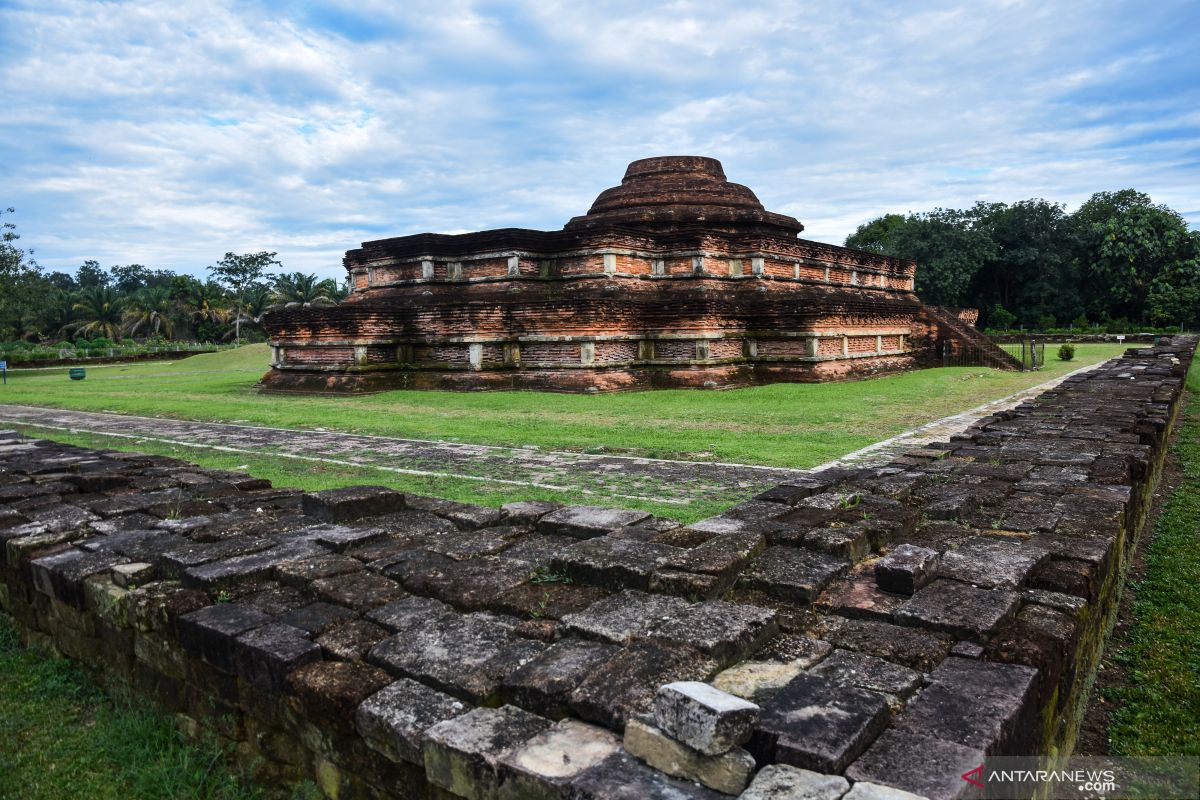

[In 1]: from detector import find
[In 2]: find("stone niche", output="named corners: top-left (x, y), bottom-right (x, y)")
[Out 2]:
top-left (260, 156), bottom-right (924, 393)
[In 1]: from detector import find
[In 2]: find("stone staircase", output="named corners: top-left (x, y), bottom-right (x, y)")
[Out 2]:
top-left (921, 305), bottom-right (1024, 370)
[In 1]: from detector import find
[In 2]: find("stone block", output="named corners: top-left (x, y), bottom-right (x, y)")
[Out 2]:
top-left (301, 485), bottom-right (406, 523)
top-left (422, 705), bottom-right (553, 800)
top-left (641, 600), bottom-right (777, 667)
top-left (738, 546), bottom-right (849, 602)
top-left (389, 553), bottom-right (540, 611)
top-left (404, 494), bottom-right (504, 529)
top-left (754, 634), bottom-right (833, 667)
top-left (501, 500), bottom-right (563, 524)
top-left (427, 525), bottom-right (529, 560)
top-left (502, 638), bottom-right (620, 718)
top-left (656, 531), bottom-right (765, 577)
top-left (274, 553), bottom-right (363, 587)
top-left (497, 719), bottom-right (622, 800)
top-left (843, 782), bottom-right (930, 800)
top-left (233, 622), bottom-right (322, 692)
top-left (356, 677), bottom-right (471, 764)
top-left (570, 642), bottom-right (716, 730)
top-left (550, 537), bottom-right (677, 591)
top-left (558, 591), bottom-right (689, 645)
top-left (112, 561), bottom-right (157, 589)
top-left (368, 597), bottom-right (547, 703)
top-left (316, 618), bottom-right (388, 661)
top-left (804, 522), bottom-right (873, 561)
top-left (821, 617), bottom-right (951, 672)
top-left (177, 603), bottom-right (272, 672)
top-left (537, 506), bottom-right (651, 539)
top-left (711, 661), bottom-right (804, 703)
top-left (740, 764), bottom-right (850, 800)
top-left (238, 582), bottom-right (308, 616)
top-left (623, 717), bottom-right (755, 795)
top-left (809, 649), bottom-right (922, 699)
top-left (750, 673), bottom-right (889, 774)
top-left (277, 601), bottom-right (355, 635)
top-left (567, 751), bottom-right (727, 799)
top-left (874, 544), bottom-right (940, 595)
top-left (648, 569), bottom-right (726, 599)
top-left (893, 579), bottom-right (1019, 639)
top-left (30, 548), bottom-right (127, 608)
top-left (312, 571), bottom-right (406, 611)
top-left (181, 541), bottom-right (324, 589)
top-left (937, 536), bottom-right (1047, 589)
top-left (286, 660), bottom-right (393, 735)
top-left (893, 657), bottom-right (1038, 755)
top-left (653, 681), bottom-right (758, 755)
top-left (816, 562), bottom-right (909, 622)
top-left (846, 729), bottom-right (984, 800)
top-left (305, 523), bottom-right (388, 552)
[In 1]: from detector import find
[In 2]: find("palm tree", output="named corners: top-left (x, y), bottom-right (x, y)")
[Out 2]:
top-left (183, 280), bottom-right (233, 327)
top-left (71, 286), bottom-right (126, 340)
top-left (270, 272), bottom-right (339, 308)
top-left (32, 290), bottom-right (76, 340)
top-left (123, 286), bottom-right (176, 339)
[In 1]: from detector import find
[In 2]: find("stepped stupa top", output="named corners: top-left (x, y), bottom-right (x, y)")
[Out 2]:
top-left (563, 156), bottom-right (804, 236)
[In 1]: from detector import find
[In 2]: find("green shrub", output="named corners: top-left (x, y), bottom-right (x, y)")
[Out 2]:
top-left (1058, 343), bottom-right (1076, 361)
top-left (1037, 313), bottom-right (1057, 331)
top-left (54, 340), bottom-right (74, 349)
top-left (1071, 313), bottom-right (1089, 329)
top-left (89, 337), bottom-right (114, 349)
top-left (120, 338), bottom-right (135, 347)
top-left (989, 304), bottom-right (1017, 329)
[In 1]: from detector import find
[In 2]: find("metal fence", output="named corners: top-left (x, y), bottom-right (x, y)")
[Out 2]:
top-left (998, 340), bottom-right (1046, 370)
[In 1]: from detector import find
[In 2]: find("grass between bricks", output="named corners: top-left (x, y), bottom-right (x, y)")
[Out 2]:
top-left (0, 614), bottom-right (315, 800)
top-left (0, 342), bottom-right (1128, 468)
top-left (1104, 359), bottom-right (1200, 757)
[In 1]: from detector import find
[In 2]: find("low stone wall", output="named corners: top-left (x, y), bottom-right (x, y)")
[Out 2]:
top-left (0, 337), bottom-right (1194, 800)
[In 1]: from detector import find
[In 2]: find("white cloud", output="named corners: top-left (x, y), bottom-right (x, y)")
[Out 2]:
top-left (0, 0), bottom-right (1196, 280)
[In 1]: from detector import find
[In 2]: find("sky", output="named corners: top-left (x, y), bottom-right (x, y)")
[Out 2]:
top-left (1, 0), bottom-right (1198, 280)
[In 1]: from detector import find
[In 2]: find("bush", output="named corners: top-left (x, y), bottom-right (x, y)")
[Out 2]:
top-left (989, 304), bottom-right (1017, 329)
top-left (1071, 313), bottom-right (1089, 330)
top-left (120, 338), bottom-right (135, 347)
top-left (1037, 313), bottom-right (1057, 331)
top-left (1058, 343), bottom-right (1076, 361)
top-left (54, 340), bottom-right (74, 349)
top-left (89, 337), bottom-right (114, 349)
top-left (1105, 318), bottom-right (1132, 334)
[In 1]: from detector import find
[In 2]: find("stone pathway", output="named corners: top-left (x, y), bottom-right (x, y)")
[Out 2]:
top-left (809, 360), bottom-right (1108, 471)
top-left (0, 404), bottom-right (807, 507)
top-left (0, 364), bottom-right (1108, 509)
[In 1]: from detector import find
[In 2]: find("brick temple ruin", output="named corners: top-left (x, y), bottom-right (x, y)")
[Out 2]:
top-left (260, 156), bottom-right (1009, 393)
top-left (3, 338), bottom-right (1196, 799)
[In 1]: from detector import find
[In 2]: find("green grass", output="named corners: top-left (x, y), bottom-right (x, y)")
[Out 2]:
top-left (0, 615), bottom-right (268, 800)
top-left (1104, 359), bottom-right (1200, 757)
top-left (10, 425), bottom-right (726, 523)
top-left (0, 342), bottom-right (1128, 468)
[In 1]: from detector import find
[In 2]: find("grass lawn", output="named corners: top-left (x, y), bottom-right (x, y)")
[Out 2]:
top-left (0, 614), bottom-right (291, 800)
top-left (0, 342), bottom-right (1128, 468)
top-left (1104, 359), bottom-right (1200, 757)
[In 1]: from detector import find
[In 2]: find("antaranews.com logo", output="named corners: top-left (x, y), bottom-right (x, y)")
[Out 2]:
top-left (959, 756), bottom-right (1197, 799)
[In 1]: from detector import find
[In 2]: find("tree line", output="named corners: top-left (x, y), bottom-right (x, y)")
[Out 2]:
top-left (844, 189), bottom-right (1200, 330)
top-left (0, 208), bottom-right (346, 345)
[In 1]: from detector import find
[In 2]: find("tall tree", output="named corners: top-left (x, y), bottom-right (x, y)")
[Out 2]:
top-left (0, 207), bottom-right (43, 340)
top-left (271, 272), bottom-right (339, 307)
top-left (208, 251), bottom-right (280, 344)
top-left (75, 259), bottom-right (109, 289)
top-left (123, 286), bottom-right (176, 339)
top-left (71, 286), bottom-right (126, 340)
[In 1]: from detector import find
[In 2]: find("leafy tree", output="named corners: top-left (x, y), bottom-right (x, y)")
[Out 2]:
top-left (988, 304), bottom-right (1017, 329)
top-left (180, 279), bottom-right (232, 338)
top-left (75, 259), bottom-right (109, 289)
top-left (123, 286), bottom-right (176, 339)
top-left (0, 208), bottom-right (43, 340)
top-left (208, 251), bottom-right (280, 344)
top-left (109, 263), bottom-right (152, 294)
top-left (271, 272), bottom-right (340, 307)
top-left (846, 208), bottom-right (994, 307)
top-left (71, 286), bottom-right (126, 340)
top-left (1075, 193), bottom-right (1198, 324)
top-left (844, 214), bottom-right (906, 253)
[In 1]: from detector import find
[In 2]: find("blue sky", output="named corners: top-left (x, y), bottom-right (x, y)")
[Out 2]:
top-left (1, 0), bottom-right (1198, 279)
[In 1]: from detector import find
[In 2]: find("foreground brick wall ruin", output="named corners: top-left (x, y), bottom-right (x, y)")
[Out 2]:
top-left (260, 157), bottom-right (931, 393)
top-left (1, 337), bottom-right (1193, 800)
